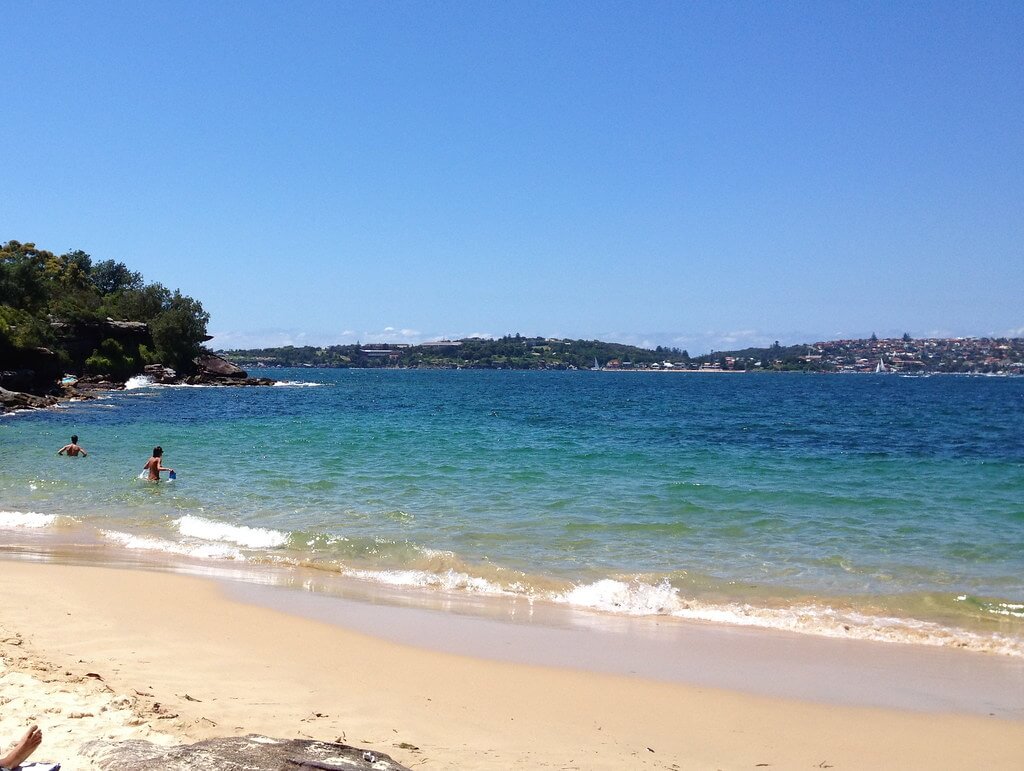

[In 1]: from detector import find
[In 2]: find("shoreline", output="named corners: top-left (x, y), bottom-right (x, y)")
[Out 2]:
top-left (7, 544), bottom-right (1021, 717)
top-left (1, 558), bottom-right (1022, 769)
top-left (2, 517), bottom-right (1022, 661)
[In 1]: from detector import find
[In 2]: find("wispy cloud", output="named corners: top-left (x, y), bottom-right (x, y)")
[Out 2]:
top-left (209, 329), bottom-right (322, 349)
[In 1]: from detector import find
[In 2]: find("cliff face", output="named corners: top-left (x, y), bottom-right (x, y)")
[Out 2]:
top-left (1, 319), bottom-right (154, 395)
top-left (52, 318), bottom-right (152, 369)
top-left (0, 346), bottom-right (63, 393)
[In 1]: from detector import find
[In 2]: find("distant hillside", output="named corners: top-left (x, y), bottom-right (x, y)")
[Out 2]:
top-left (219, 335), bottom-right (689, 370)
top-left (220, 334), bottom-right (1024, 374)
top-left (689, 336), bottom-right (1024, 373)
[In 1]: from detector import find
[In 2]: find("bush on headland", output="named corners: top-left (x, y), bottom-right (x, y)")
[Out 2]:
top-left (0, 239), bottom-right (211, 394)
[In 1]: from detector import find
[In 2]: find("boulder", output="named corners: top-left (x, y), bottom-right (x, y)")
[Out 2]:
top-left (0, 387), bottom-right (58, 411)
top-left (0, 347), bottom-right (63, 393)
top-left (187, 354), bottom-right (275, 386)
top-left (144, 364), bottom-right (178, 383)
top-left (79, 734), bottom-right (414, 770)
top-left (195, 354), bottom-right (248, 379)
top-left (0, 369), bottom-right (39, 392)
top-left (72, 375), bottom-right (123, 391)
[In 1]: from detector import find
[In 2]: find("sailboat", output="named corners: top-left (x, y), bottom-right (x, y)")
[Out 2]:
top-left (591, 358), bottom-right (601, 371)
top-left (875, 357), bottom-right (887, 373)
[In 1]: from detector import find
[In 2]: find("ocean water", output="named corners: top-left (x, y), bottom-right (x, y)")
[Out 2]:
top-left (1, 369), bottom-right (1022, 656)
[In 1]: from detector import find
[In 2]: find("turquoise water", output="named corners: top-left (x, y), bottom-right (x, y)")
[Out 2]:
top-left (2, 370), bottom-right (1023, 654)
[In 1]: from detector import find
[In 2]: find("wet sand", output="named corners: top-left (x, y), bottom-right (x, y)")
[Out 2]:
top-left (1, 558), bottom-right (1023, 769)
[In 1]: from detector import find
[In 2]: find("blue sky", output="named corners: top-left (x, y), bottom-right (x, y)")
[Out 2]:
top-left (2, 1), bottom-right (1021, 354)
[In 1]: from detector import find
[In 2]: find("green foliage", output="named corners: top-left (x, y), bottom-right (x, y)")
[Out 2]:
top-left (0, 241), bottom-right (50, 312)
top-left (138, 343), bottom-right (160, 365)
top-left (150, 291), bottom-right (210, 371)
top-left (99, 282), bottom-right (172, 321)
top-left (2, 239), bottom-right (211, 382)
top-left (90, 259), bottom-right (143, 295)
top-left (85, 338), bottom-right (136, 379)
top-left (0, 305), bottom-right (53, 350)
top-left (221, 336), bottom-right (690, 370)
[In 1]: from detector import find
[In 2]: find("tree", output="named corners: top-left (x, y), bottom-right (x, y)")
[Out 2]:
top-left (902, 332), bottom-right (911, 342)
top-left (100, 282), bottom-right (172, 321)
top-left (150, 291), bottom-right (210, 371)
top-left (90, 259), bottom-right (143, 295)
top-left (0, 241), bottom-right (50, 312)
top-left (85, 338), bottom-right (137, 380)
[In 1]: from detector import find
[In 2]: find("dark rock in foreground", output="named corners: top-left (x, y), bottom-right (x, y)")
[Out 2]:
top-left (80, 734), bottom-right (413, 770)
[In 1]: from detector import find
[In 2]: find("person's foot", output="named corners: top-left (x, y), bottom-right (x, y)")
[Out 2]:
top-left (2, 725), bottom-right (42, 768)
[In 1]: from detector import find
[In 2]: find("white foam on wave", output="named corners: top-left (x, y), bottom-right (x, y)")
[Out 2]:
top-left (672, 602), bottom-right (1024, 656)
top-left (101, 530), bottom-right (244, 560)
top-left (550, 577), bottom-right (1024, 657)
top-left (124, 376), bottom-right (216, 390)
top-left (0, 408), bottom-right (38, 418)
top-left (0, 510), bottom-right (57, 529)
top-left (989, 603), bottom-right (1024, 619)
top-left (555, 578), bottom-right (683, 615)
top-left (175, 515), bottom-right (289, 549)
top-left (344, 567), bottom-right (511, 595)
top-left (272, 380), bottom-right (323, 388)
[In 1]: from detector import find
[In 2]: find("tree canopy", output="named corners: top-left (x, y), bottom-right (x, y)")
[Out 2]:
top-left (1, 240), bottom-right (210, 377)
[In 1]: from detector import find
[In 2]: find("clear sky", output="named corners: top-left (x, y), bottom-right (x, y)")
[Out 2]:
top-left (3, 1), bottom-right (1022, 353)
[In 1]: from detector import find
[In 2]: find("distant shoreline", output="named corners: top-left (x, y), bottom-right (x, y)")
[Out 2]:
top-left (236, 364), bottom-right (1020, 377)
top-left (219, 334), bottom-right (1024, 375)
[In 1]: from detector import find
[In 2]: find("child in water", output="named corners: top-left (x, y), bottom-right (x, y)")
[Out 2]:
top-left (142, 446), bottom-right (175, 481)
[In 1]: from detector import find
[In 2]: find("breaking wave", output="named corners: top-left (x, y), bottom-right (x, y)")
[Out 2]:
top-left (0, 510), bottom-right (58, 529)
top-left (175, 515), bottom-right (289, 549)
top-left (5, 511), bottom-right (1018, 658)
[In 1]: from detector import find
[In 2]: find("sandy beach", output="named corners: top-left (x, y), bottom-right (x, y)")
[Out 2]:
top-left (0, 559), bottom-right (1020, 770)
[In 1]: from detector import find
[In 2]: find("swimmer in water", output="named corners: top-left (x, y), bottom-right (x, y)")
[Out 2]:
top-left (57, 435), bottom-right (87, 457)
top-left (142, 446), bottom-right (174, 481)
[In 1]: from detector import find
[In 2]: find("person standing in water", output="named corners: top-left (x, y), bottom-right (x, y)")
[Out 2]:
top-left (143, 446), bottom-right (174, 481)
top-left (57, 435), bottom-right (87, 457)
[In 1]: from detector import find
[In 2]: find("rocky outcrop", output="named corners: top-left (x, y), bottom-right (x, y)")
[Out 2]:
top-left (70, 375), bottom-right (124, 392)
top-left (187, 354), bottom-right (275, 386)
top-left (79, 734), bottom-right (414, 770)
top-left (0, 347), bottom-right (273, 412)
top-left (0, 386), bottom-right (59, 411)
top-left (0, 347), bottom-right (63, 394)
top-left (50, 318), bottom-right (153, 371)
top-left (144, 364), bottom-right (179, 383)
top-left (195, 353), bottom-right (247, 378)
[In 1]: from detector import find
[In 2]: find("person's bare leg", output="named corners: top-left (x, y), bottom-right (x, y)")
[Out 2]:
top-left (1, 725), bottom-right (42, 768)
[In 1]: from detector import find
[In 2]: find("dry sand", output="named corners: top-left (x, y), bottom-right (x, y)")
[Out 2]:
top-left (1, 559), bottom-right (1022, 770)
